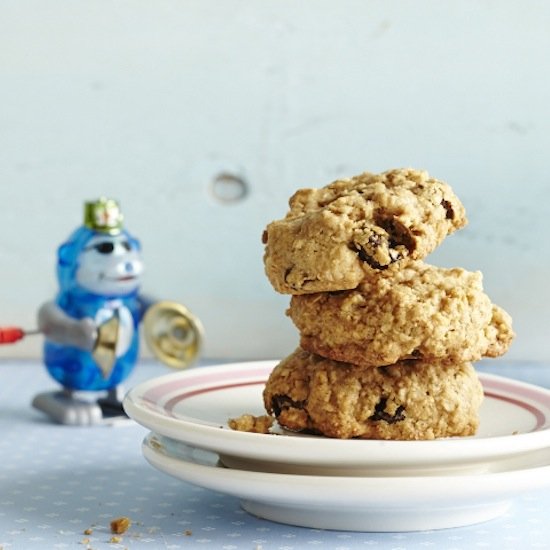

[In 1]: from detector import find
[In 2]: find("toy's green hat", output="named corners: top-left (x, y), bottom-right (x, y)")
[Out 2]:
top-left (83, 197), bottom-right (124, 234)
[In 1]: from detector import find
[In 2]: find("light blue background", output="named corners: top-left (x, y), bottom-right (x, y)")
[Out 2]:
top-left (1, 1), bottom-right (549, 361)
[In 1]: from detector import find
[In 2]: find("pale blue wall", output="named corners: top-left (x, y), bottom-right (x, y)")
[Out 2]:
top-left (1, 1), bottom-right (548, 361)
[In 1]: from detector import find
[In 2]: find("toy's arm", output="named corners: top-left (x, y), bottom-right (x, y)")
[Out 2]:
top-left (37, 302), bottom-right (98, 351)
top-left (138, 294), bottom-right (156, 321)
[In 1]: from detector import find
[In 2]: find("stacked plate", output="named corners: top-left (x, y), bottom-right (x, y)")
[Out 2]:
top-left (123, 360), bottom-right (550, 532)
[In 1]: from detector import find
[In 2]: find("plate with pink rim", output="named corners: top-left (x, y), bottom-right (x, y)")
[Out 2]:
top-left (123, 360), bottom-right (550, 476)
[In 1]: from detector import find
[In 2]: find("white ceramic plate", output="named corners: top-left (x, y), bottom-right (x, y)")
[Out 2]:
top-left (142, 432), bottom-right (550, 532)
top-left (124, 361), bottom-right (550, 476)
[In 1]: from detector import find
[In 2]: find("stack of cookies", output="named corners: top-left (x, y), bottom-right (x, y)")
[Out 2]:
top-left (261, 168), bottom-right (514, 440)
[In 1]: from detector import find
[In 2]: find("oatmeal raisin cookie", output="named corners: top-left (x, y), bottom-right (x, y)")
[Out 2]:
top-left (263, 348), bottom-right (483, 440)
top-left (262, 168), bottom-right (467, 294)
top-left (288, 261), bottom-right (514, 367)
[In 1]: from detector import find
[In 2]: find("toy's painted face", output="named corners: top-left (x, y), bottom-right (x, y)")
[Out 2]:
top-left (75, 234), bottom-right (144, 296)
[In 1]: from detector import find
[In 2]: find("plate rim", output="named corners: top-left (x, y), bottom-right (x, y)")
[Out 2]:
top-left (124, 360), bottom-right (550, 468)
top-left (141, 432), bottom-right (550, 506)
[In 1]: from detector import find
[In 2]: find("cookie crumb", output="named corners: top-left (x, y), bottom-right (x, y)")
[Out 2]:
top-left (109, 535), bottom-right (122, 543)
top-left (184, 529), bottom-right (193, 536)
top-left (228, 414), bottom-right (274, 434)
top-left (110, 516), bottom-right (131, 534)
top-left (83, 528), bottom-right (93, 535)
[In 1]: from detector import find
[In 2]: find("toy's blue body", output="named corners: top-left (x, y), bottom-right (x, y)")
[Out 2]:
top-left (43, 222), bottom-right (144, 391)
top-left (44, 290), bottom-right (141, 391)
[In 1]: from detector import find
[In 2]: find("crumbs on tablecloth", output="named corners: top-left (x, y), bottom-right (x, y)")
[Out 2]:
top-left (110, 516), bottom-right (131, 535)
top-left (228, 414), bottom-right (274, 434)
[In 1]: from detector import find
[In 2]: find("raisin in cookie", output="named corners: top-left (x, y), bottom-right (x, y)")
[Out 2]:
top-left (288, 261), bottom-right (514, 367)
top-left (262, 168), bottom-right (467, 294)
top-left (263, 348), bottom-right (483, 440)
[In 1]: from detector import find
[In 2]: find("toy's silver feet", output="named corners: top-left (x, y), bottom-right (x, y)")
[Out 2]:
top-left (32, 387), bottom-right (127, 426)
top-left (32, 389), bottom-right (103, 425)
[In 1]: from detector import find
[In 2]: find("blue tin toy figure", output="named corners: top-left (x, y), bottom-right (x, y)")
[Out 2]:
top-left (1, 198), bottom-right (203, 425)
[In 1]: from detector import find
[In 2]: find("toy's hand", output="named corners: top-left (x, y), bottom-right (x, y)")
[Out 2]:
top-left (76, 317), bottom-right (98, 351)
top-left (38, 302), bottom-right (98, 351)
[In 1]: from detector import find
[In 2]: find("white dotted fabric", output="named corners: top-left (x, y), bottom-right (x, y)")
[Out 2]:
top-left (1, 360), bottom-right (549, 549)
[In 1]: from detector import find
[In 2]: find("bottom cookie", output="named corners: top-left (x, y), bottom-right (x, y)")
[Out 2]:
top-left (263, 348), bottom-right (483, 440)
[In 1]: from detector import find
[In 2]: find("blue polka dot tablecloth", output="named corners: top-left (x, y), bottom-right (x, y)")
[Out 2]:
top-left (1, 359), bottom-right (550, 550)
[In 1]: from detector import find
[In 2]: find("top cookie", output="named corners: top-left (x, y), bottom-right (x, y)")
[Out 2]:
top-left (262, 168), bottom-right (467, 294)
